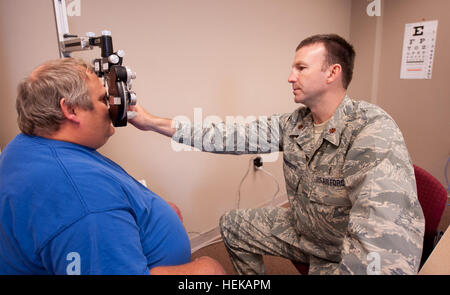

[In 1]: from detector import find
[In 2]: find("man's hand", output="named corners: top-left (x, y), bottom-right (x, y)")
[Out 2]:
top-left (128, 104), bottom-right (153, 131)
top-left (127, 104), bottom-right (176, 137)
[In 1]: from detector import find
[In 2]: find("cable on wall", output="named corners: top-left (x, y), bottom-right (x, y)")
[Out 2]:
top-left (236, 155), bottom-right (280, 209)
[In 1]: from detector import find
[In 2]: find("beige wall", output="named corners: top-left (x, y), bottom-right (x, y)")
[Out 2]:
top-left (0, 0), bottom-right (59, 146)
top-left (348, 0), bottom-right (378, 102)
top-left (349, 0), bottom-right (450, 187)
top-left (0, 0), bottom-right (352, 234)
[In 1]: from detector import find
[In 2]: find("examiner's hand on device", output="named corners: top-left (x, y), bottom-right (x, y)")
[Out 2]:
top-left (127, 104), bottom-right (177, 138)
top-left (128, 104), bottom-right (153, 131)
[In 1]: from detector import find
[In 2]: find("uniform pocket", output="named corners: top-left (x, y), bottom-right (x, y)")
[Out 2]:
top-left (306, 177), bottom-right (351, 245)
top-left (309, 176), bottom-right (351, 207)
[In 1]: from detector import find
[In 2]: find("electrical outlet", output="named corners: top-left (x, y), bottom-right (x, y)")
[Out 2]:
top-left (253, 156), bottom-right (263, 169)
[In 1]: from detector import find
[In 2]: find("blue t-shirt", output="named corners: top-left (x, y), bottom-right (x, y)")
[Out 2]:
top-left (0, 134), bottom-right (191, 274)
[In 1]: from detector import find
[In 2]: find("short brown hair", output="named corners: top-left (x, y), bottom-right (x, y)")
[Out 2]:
top-left (296, 34), bottom-right (355, 89)
top-left (16, 58), bottom-right (94, 135)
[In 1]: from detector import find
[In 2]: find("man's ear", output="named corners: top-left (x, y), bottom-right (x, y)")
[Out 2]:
top-left (60, 98), bottom-right (81, 124)
top-left (326, 64), bottom-right (342, 85)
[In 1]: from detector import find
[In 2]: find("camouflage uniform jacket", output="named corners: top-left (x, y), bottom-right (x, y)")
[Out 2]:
top-left (173, 95), bottom-right (425, 274)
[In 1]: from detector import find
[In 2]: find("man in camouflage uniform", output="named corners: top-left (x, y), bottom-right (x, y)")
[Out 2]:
top-left (129, 34), bottom-right (425, 274)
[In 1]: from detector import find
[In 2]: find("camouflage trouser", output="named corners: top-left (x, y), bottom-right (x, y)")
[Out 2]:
top-left (219, 207), bottom-right (308, 275)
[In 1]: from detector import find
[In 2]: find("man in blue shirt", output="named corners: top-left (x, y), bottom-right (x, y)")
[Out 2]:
top-left (0, 58), bottom-right (225, 275)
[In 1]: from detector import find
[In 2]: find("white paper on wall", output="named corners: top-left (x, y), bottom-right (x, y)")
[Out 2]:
top-left (400, 20), bottom-right (438, 79)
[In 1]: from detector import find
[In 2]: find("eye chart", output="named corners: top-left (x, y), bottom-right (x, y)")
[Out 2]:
top-left (400, 20), bottom-right (438, 79)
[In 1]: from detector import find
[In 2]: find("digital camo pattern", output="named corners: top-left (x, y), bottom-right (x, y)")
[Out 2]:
top-left (173, 114), bottom-right (281, 154)
top-left (174, 96), bottom-right (425, 275)
top-left (219, 207), bottom-right (308, 275)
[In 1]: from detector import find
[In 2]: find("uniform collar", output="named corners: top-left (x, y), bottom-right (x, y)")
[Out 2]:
top-left (322, 95), bottom-right (354, 147)
top-left (289, 95), bottom-right (354, 148)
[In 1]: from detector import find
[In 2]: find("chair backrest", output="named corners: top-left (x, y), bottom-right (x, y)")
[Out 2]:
top-left (413, 165), bottom-right (447, 266)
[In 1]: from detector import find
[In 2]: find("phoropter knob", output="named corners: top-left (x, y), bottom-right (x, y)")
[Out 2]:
top-left (108, 54), bottom-right (120, 64)
top-left (129, 92), bottom-right (137, 106)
